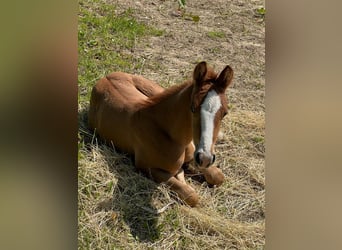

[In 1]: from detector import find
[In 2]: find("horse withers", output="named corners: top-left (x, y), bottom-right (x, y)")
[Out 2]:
top-left (88, 62), bottom-right (233, 206)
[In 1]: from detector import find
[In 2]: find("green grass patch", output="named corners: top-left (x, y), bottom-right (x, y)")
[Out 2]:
top-left (207, 31), bottom-right (226, 39)
top-left (78, 0), bottom-right (164, 104)
top-left (255, 7), bottom-right (266, 18)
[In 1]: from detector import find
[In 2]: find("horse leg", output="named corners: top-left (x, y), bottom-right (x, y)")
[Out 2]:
top-left (181, 142), bottom-right (207, 183)
top-left (184, 142), bottom-right (195, 163)
top-left (149, 168), bottom-right (199, 207)
top-left (175, 168), bottom-right (186, 184)
top-left (182, 142), bottom-right (224, 186)
top-left (199, 165), bottom-right (225, 186)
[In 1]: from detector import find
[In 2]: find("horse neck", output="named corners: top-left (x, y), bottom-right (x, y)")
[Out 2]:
top-left (147, 83), bottom-right (194, 145)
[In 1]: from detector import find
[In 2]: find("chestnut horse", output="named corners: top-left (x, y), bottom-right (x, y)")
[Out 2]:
top-left (88, 62), bottom-right (233, 206)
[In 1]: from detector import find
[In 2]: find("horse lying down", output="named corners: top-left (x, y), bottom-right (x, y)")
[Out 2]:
top-left (88, 61), bottom-right (233, 207)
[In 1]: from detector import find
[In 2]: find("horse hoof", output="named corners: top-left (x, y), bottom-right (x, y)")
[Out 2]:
top-left (184, 191), bottom-right (199, 207)
top-left (201, 165), bottom-right (225, 186)
top-left (178, 185), bottom-right (199, 207)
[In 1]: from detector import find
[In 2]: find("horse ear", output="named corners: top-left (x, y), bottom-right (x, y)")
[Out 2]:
top-left (216, 65), bottom-right (233, 92)
top-left (193, 61), bottom-right (208, 85)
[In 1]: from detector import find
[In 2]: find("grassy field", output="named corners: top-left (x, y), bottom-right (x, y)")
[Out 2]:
top-left (78, 0), bottom-right (265, 249)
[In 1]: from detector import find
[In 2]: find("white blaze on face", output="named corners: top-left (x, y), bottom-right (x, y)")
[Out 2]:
top-left (198, 90), bottom-right (221, 155)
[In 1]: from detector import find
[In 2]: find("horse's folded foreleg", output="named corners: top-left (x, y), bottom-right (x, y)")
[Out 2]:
top-left (149, 168), bottom-right (199, 207)
top-left (199, 165), bottom-right (225, 186)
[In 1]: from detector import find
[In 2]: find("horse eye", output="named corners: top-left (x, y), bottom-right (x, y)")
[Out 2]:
top-left (222, 111), bottom-right (228, 117)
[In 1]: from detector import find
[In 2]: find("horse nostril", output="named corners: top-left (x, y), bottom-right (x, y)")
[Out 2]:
top-left (195, 152), bottom-right (202, 166)
top-left (212, 154), bottom-right (216, 164)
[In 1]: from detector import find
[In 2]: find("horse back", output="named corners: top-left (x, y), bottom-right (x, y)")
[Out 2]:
top-left (88, 72), bottom-right (158, 153)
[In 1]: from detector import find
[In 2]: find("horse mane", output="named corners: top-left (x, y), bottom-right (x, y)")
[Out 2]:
top-left (141, 80), bottom-right (192, 107)
top-left (141, 67), bottom-right (218, 108)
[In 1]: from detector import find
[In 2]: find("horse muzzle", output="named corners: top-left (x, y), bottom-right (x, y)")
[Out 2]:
top-left (194, 151), bottom-right (216, 167)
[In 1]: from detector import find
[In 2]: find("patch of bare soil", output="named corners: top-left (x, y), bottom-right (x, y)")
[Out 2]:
top-left (114, 0), bottom-right (264, 95)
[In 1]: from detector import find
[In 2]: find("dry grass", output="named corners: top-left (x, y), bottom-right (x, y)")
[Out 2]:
top-left (78, 129), bottom-right (264, 249)
top-left (79, 0), bottom-right (265, 249)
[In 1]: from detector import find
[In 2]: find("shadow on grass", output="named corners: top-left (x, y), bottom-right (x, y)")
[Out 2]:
top-left (103, 156), bottom-right (161, 242)
top-left (79, 108), bottom-right (161, 242)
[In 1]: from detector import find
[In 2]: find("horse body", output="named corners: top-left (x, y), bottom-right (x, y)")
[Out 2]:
top-left (131, 83), bottom-right (194, 173)
top-left (89, 62), bottom-right (233, 206)
top-left (89, 72), bottom-right (163, 154)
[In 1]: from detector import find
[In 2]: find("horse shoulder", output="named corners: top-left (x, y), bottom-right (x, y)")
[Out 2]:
top-left (131, 113), bottom-right (186, 173)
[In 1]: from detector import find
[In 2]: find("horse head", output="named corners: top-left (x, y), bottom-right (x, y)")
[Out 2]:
top-left (190, 61), bottom-right (233, 168)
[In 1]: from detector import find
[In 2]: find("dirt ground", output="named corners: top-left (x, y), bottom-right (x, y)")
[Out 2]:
top-left (114, 0), bottom-right (265, 97)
